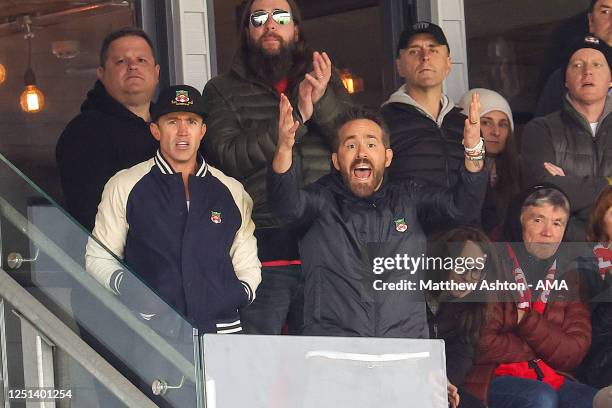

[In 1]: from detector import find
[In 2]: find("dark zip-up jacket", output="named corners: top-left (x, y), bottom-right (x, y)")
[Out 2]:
top-left (86, 152), bottom-right (261, 333)
top-left (202, 55), bottom-right (351, 262)
top-left (267, 163), bottom-right (487, 337)
top-left (521, 97), bottom-right (612, 240)
top-left (56, 80), bottom-right (158, 231)
top-left (381, 87), bottom-right (470, 233)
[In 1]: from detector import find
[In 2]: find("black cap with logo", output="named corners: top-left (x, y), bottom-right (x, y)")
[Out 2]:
top-left (151, 85), bottom-right (206, 122)
top-left (564, 34), bottom-right (612, 73)
top-left (396, 21), bottom-right (449, 57)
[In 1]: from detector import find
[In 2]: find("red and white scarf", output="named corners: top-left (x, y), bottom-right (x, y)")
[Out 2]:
top-left (593, 243), bottom-right (612, 280)
top-left (506, 244), bottom-right (557, 314)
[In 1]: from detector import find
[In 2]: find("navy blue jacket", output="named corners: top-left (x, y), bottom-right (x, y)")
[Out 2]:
top-left (86, 151), bottom-right (261, 333)
top-left (267, 164), bottom-right (487, 337)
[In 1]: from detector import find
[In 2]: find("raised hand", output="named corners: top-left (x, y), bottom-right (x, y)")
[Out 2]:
top-left (307, 51), bottom-right (332, 103)
top-left (464, 91), bottom-right (481, 149)
top-left (273, 94), bottom-right (300, 174)
top-left (463, 92), bottom-right (484, 172)
top-left (298, 51), bottom-right (332, 122)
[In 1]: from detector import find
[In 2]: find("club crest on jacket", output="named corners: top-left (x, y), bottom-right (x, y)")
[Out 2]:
top-left (211, 211), bottom-right (222, 224)
top-left (394, 218), bottom-right (408, 232)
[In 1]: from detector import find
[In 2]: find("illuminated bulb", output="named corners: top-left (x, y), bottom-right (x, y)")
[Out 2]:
top-left (0, 64), bottom-right (6, 85)
top-left (20, 85), bottom-right (45, 113)
top-left (342, 77), bottom-right (355, 94)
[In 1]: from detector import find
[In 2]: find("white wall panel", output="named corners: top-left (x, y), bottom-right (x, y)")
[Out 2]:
top-left (170, 0), bottom-right (212, 91)
top-left (430, 0), bottom-right (469, 103)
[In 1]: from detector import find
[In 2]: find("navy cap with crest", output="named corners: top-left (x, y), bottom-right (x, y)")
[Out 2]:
top-left (396, 21), bottom-right (449, 57)
top-left (151, 85), bottom-right (206, 122)
top-left (563, 34), bottom-right (612, 74)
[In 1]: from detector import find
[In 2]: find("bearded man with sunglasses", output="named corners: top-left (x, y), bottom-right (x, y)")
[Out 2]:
top-left (202, 0), bottom-right (351, 335)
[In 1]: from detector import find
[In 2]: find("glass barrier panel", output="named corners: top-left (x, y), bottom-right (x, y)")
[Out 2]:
top-left (203, 335), bottom-right (448, 408)
top-left (0, 152), bottom-right (202, 407)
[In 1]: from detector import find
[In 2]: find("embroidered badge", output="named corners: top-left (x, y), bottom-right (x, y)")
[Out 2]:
top-left (394, 218), bottom-right (408, 233)
top-left (172, 90), bottom-right (194, 106)
top-left (211, 211), bottom-right (222, 224)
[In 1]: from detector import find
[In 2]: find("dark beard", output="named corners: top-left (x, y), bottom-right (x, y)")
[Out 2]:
top-left (246, 37), bottom-right (295, 84)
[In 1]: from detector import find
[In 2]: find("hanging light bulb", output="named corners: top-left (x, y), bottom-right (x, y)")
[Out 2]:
top-left (19, 16), bottom-right (45, 113)
top-left (20, 68), bottom-right (44, 113)
top-left (0, 63), bottom-right (6, 86)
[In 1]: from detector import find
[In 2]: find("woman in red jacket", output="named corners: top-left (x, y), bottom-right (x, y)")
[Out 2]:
top-left (464, 185), bottom-right (597, 407)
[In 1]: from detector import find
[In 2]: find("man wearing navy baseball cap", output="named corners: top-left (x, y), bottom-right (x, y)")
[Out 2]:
top-left (86, 84), bottom-right (261, 335)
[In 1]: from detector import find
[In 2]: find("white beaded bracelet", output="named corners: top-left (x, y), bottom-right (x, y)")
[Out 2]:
top-left (463, 137), bottom-right (484, 153)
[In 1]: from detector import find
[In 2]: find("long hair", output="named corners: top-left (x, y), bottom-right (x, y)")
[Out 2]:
top-left (490, 126), bottom-right (520, 226)
top-left (237, 0), bottom-right (311, 87)
top-left (427, 226), bottom-right (499, 344)
top-left (587, 185), bottom-right (612, 242)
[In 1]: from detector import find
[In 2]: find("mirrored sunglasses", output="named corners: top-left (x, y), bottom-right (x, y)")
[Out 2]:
top-left (249, 9), bottom-right (292, 27)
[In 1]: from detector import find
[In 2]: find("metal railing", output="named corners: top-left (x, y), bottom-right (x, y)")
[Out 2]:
top-left (0, 265), bottom-right (157, 408)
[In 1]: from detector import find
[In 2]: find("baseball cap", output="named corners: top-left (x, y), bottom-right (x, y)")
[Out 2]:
top-left (563, 34), bottom-right (612, 73)
top-left (151, 85), bottom-right (206, 122)
top-left (396, 21), bottom-right (449, 56)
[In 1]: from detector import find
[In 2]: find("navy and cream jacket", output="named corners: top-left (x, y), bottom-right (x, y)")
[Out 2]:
top-left (86, 151), bottom-right (261, 334)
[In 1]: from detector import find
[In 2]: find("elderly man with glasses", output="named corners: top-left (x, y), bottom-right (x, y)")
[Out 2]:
top-left (201, 0), bottom-right (350, 335)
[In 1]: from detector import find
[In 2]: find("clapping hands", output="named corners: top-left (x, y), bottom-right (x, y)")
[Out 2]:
top-left (298, 51), bottom-right (332, 122)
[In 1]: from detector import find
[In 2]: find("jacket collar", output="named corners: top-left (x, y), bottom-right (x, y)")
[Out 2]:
top-left (382, 84), bottom-right (456, 127)
top-left (154, 150), bottom-right (208, 177)
top-left (563, 93), bottom-right (612, 134)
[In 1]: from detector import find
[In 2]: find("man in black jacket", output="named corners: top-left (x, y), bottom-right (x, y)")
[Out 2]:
top-left (202, 0), bottom-right (350, 334)
top-left (382, 21), bottom-right (468, 234)
top-left (521, 35), bottom-right (612, 241)
top-left (56, 27), bottom-right (160, 232)
top-left (536, 0), bottom-right (612, 117)
top-left (269, 95), bottom-right (486, 338)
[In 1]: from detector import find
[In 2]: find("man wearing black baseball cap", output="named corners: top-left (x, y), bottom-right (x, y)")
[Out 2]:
top-left (382, 21), bottom-right (478, 234)
top-left (86, 84), bottom-right (261, 335)
top-left (537, 0), bottom-right (612, 116)
top-left (521, 34), bottom-right (612, 241)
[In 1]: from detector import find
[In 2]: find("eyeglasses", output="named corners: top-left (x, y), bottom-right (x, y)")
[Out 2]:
top-left (454, 266), bottom-right (487, 282)
top-left (249, 9), bottom-right (292, 27)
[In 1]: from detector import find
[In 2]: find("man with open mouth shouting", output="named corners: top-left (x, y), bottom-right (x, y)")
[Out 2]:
top-left (268, 92), bottom-right (486, 341)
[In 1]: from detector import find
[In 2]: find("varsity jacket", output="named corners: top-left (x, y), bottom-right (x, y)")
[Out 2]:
top-left (267, 163), bottom-right (487, 337)
top-left (86, 151), bottom-right (261, 334)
